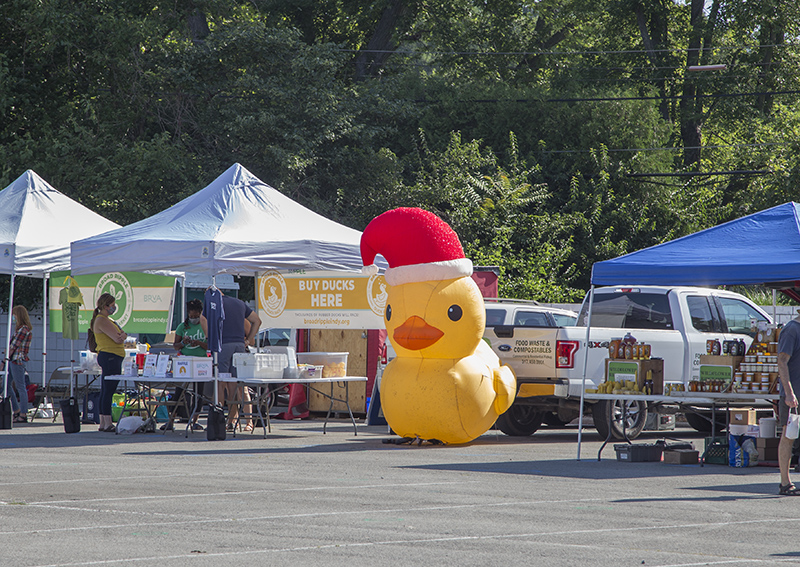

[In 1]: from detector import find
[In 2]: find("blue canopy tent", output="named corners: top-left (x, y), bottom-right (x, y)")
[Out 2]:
top-left (591, 202), bottom-right (800, 288)
top-left (577, 202), bottom-right (800, 459)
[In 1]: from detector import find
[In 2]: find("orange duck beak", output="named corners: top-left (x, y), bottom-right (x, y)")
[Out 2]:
top-left (393, 315), bottom-right (443, 350)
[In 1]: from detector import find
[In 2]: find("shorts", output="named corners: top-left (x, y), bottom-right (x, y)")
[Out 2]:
top-left (780, 397), bottom-right (794, 428)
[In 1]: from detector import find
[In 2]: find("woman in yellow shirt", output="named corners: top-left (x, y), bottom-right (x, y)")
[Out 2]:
top-left (91, 293), bottom-right (127, 432)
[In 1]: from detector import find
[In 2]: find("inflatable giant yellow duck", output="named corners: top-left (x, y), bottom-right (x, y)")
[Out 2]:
top-left (361, 207), bottom-right (516, 444)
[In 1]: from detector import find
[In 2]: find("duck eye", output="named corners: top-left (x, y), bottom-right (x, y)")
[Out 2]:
top-left (448, 305), bottom-right (462, 321)
top-left (385, 304), bottom-right (392, 321)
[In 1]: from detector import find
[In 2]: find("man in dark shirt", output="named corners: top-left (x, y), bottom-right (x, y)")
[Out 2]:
top-left (203, 290), bottom-right (261, 431)
top-left (777, 314), bottom-right (800, 495)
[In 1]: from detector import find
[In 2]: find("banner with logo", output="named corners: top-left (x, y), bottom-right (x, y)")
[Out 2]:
top-left (257, 270), bottom-right (386, 329)
top-left (49, 270), bottom-right (176, 334)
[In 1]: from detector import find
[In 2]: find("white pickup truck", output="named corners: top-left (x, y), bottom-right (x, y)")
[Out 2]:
top-left (483, 286), bottom-right (772, 439)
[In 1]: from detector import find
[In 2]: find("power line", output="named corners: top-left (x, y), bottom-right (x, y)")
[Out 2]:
top-left (549, 88), bottom-right (800, 102)
top-left (535, 142), bottom-right (786, 155)
top-left (411, 88), bottom-right (800, 104)
top-left (342, 43), bottom-right (800, 57)
top-left (627, 170), bottom-right (771, 177)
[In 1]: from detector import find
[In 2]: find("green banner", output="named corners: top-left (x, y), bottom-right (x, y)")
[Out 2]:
top-left (49, 270), bottom-right (176, 334)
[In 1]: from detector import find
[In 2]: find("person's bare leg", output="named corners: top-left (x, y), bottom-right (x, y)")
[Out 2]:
top-left (242, 387), bottom-right (253, 430)
top-left (780, 431), bottom-right (794, 487)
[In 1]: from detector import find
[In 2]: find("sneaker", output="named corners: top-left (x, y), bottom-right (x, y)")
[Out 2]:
top-left (190, 423), bottom-right (204, 431)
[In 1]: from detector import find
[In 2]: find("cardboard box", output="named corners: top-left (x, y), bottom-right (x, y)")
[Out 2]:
top-left (758, 447), bottom-right (779, 461)
top-left (172, 357), bottom-right (212, 379)
top-left (173, 358), bottom-right (192, 378)
top-left (698, 355), bottom-right (744, 369)
top-left (757, 437), bottom-right (780, 448)
top-left (193, 358), bottom-right (213, 379)
top-left (730, 408), bottom-right (757, 425)
top-left (663, 449), bottom-right (699, 465)
top-left (604, 358), bottom-right (664, 394)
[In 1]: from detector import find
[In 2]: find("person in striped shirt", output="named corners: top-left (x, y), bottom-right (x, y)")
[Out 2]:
top-left (7, 305), bottom-right (32, 423)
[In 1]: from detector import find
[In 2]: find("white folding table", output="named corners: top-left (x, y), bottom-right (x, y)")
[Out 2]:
top-left (219, 375), bottom-right (368, 437)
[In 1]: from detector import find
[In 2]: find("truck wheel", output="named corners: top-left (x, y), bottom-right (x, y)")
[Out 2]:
top-left (593, 399), bottom-right (647, 440)
top-left (496, 405), bottom-right (544, 436)
top-left (684, 411), bottom-right (727, 433)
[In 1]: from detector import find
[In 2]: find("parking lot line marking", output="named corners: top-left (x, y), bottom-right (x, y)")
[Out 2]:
top-left (0, 497), bottom-right (606, 536)
top-left (27, 519), bottom-right (798, 567)
top-left (0, 472), bottom-right (210, 487)
top-left (22, 479), bottom-right (481, 506)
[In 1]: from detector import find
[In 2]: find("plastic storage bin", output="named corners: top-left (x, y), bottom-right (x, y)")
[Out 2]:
top-left (704, 436), bottom-right (729, 465)
top-left (233, 353), bottom-right (288, 379)
top-left (79, 351), bottom-right (102, 373)
top-left (296, 352), bottom-right (349, 378)
top-left (614, 443), bottom-right (664, 462)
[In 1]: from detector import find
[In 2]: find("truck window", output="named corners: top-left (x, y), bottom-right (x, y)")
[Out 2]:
top-left (485, 309), bottom-right (506, 327)
top-left (552, 313), bottom-right (577, 327)
top-left (579, 292), bottom-right (673, 330)
top-left (514, 311), bottom-right (550, 327)
top-left (687, 295), bottom-right (717, 333)
top-left (715, 296), bottom-right (767, 335)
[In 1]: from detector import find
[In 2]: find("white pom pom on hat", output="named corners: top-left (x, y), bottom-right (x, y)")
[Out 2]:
top-left (360, 207), bottom-right (473, 286)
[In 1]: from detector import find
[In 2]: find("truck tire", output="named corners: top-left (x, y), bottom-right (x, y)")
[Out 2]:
top-left (496, 405), bottom-right (544, 436)
top-left (684, 410), bottom-right (727, 433)
top-left (592, 399), bottom-right (647, 440)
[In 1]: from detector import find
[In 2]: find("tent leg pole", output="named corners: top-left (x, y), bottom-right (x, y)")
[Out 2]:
top-left (4, 273), bottom-right (16, 400)
top-left (773, 289), bottom-right (777, 324)
top-left (42, 274), bottom-right (48, 388)
top-left (577, 285), bottom-right (595, 461)
top-left (181, 275), bottom-right (186, 325)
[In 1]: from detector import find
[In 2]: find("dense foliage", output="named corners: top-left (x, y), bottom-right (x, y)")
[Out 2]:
top-left (2, 0), bottom-right (800, 305)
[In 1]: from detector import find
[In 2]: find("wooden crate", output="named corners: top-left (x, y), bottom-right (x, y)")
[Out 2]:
top-left (604, 358), bottom-right (664, 394)
top-left (306, 328), bottom-right (367, 413)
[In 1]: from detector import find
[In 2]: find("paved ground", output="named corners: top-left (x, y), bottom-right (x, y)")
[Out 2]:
top-left (1, 417), bottom-right (799, 567)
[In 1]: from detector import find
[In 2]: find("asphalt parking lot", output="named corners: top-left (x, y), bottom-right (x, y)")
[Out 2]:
top-left (2, 418), bottom-right (799, 567)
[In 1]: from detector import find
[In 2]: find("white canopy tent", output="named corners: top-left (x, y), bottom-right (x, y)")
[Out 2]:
top-left (0, 170), bottom-right (121, 396)
top-left (70, 163), bottom-right (376, 277)
top-left (70, 163), bottom-right (386, 405)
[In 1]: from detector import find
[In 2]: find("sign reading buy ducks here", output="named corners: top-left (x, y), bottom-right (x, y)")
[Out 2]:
top-left (257, 270), bottom-right (386, 330)
top-left (49, 270), bottom-right (176, 334)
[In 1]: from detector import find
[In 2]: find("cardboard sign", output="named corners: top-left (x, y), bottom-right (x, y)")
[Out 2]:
top-left (155, 354), bottom-right (170, 377)
top-left (142, 354), bottom-right (158, 377)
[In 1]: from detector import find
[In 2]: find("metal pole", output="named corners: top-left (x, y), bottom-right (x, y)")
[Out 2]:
top-left (181, 275), bottom-right (186, 325)
top-left (42, 273), bottom-right (48, 387)
top-left (4, 274), bottom-right (16, 399)
top-left (773, 288), bottom-right (777, 324)
top-left (576, 285), bottom-right (595, 461)
top-left (212, 274), bottom-right (218, 406)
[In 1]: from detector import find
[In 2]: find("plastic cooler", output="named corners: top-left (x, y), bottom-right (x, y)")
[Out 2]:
top-left (296, 352), bottom-right (348, 378)
top-left (233, 352), bottom-right (288, 379)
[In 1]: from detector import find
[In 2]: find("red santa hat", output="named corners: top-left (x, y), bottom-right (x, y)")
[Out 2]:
top-left (361, 207), bottom-right (473, 286)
